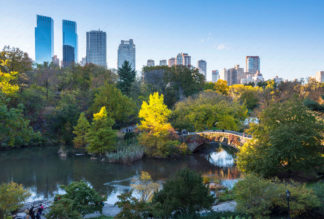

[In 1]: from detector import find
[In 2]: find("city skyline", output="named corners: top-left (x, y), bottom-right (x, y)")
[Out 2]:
top-left (1, 0), bottom-right (324, 80)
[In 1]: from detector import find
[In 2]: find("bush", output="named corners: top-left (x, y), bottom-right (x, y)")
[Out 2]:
top-left (47, 181), bottom-right (105, 218)
top-left (151, 169), bottom-right (215, 217)
top-left (234, 175), bottom-right (320, 218)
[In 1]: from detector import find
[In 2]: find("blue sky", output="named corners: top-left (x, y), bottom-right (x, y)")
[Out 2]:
top-left (1, 0), bottom-right (324, 80)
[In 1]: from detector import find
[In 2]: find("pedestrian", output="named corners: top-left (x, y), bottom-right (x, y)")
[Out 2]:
top-left (29, 206), bottom-right (35, 219)
top-left (38, 204), bottom-right (44, 215)
top-left (25, 209), bottom-right (30, 219)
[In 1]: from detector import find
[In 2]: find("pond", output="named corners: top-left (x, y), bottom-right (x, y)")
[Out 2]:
top-left (0, 144), bottom-right (240, 204)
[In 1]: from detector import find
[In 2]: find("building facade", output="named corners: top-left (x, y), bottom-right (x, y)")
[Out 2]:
top-left (168, 57), bottom-right (176, 67)
top-left (63, 20), bottom-right (77, 64)
top-left (212, 70), bottom-right (219, 82)
top-left (220, 65), bottom-right (244, 85)
top-left (63, 45), bottom-right (75, 67)
top-left (35, 15), bottom-right (54, 64)
top-left (245, 56), bottom-right (260, 74)
top-left (86, 30), bottom-right (107, 68)
top-left (315, 71), bottom-right (324, 83)
top-left (52, 55), bottom-right (60, 67)
top-left (147, 59), bottom-right (155, 67)
top-left (118, 39), bottom-right (136, 70)
top-left (197, 60), bottom-right (207, 77)
top-left (159, 60), bottom-right (167, 66)
top-left (176, 53), bottom-right (191, 67)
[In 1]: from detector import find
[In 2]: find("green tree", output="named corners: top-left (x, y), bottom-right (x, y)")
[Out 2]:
top-left (86, 106), bottom-right (116, 156)
top-left (117, 61), bottom-right (136, 96)
top-left (73, 112), bottom-right (90, 148)
top-left (0, 182), bottom-right (30, 219)
top-left (0, 99), bottom-right (40, 147)
top-left (115, 191), bottom-right (148, 219)
top-left (237, 99), bottom-right (324, 178)
top-left (138, 92), bottom-right (185, 157)
top-left (90, 83), bottom-right (137, 126)
top-left (172, 91), bottom-right (247, 131)
top-left (47, 181), bottom-right (105, 218)
top-left (152, 169), bottom-right (215, 218)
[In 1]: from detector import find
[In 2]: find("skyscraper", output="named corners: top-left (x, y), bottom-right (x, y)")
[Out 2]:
top-left (63, 45), bottom-right (75, 67)
top-left (35, 15), bottom-right (54, 64)
top-left (315, 71), bottom-right (324, 83)
top-left (118, 39), bottom-right (136, 70)
top-left (159, 60), bottom-right (167, 66)
top-left (176, 53), bottom-right (191, 67)
top-left (197, 60), bottom-right (207, 77)
top-left (246, 56), bottom-right (260, 74)
top-left (86, 30), bottom-right (107, 68)
top-left (212, 70), bottom-right (219, 82)
top-left (220, 65), bottom-right (244, 85)
top-left (63, 20), bottom-right (77, 64)
top-left (168, 58), bottom-right (176, 67)
top-left (147, 59), bottom-right (155, 67)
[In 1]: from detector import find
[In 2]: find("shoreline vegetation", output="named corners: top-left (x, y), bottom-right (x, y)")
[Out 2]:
top-left (0, 46), bottom-right (323, 218)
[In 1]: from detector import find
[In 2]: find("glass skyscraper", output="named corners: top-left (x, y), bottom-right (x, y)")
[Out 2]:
top-left (35, 15), bottom-right (54, 64)
top-left (63, 45), bottom-right (75, 67)
top-left (245, 56), bottom-right (260, 74)
top-left (86, 30), bottom-right (107, 68)
top-left (118, 39), bottom-right (135, 70)
top-left (63, 20), bottom-right (78, 64)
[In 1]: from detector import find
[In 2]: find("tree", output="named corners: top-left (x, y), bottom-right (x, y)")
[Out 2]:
top-left (117, 61), bottom-right (136, 96)
top-left (0, 182), bottom-right (30, 219)
top-left (47, 181), bottom-right (105, 218)
top-left (0, 99), bottom-right (40, 147)
top-left (90, 83), bottom-right (137, 126)
top-left (151, 169), bottom-right (215, 217)
top-left (115, 191), bottom-right (148, 219)
top-left (237, 99), bottom-right (324, 178)
top-left (214, 79), bottom-right (229, 95)
top-left (86, 106), bottom-right (116, 156)
top-left (172, 91), bottom-right (248, 131)
top-left (0, 59), bottom-right (19, 95)
top-left (73, 112), bottom-right (90, 148)
top-left (229, 84), bottom-right (262, 110)
top-left (138, 92), bottom-right (185, 157)
top-left (131, 171), bottom-right (159, 202)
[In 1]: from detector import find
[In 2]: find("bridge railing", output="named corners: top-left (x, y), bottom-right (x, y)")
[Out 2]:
top-left (185, 130), bottom-right (252, 139)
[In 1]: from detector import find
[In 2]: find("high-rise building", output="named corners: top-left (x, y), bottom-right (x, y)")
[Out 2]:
top-left (118, 39), bottom-right (136, 70)
top-left (63, 45), bottom-right (75, 67)
top-left (168, 57), bottom-right (176, 67)
top-left (63, 20), bottom-right (77, 64)
top-left (147, 59), bottom-right (155, 67)
top-left (197, 60), bottom-right (207, 77)
top-left (315, 71), bottom-right (324, 83)
top-left (52, 55), bottom-right (60, 67)
top-left (86, 30), bottom-right (107, 68)
top-left (212, 70), bottom-right (219, 82)
top-left (159, 60), bottom-right (167, 66)
top-left (246, 56), bottom-right (260, 74)
top-left (176, 53), bottom-right (191, 67)
top-left (220, 65), bottom-right (244, 85)
top-left (35, 15), bottom-right (54, 64)
top-left (80, 57), bottom-right (86, 66)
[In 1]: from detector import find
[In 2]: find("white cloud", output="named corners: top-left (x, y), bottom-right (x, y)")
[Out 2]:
top-left (216, 44), bottom-right (226, 50)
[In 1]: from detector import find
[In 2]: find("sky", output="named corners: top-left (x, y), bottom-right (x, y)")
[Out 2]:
top-left (1, 0), bottom-right (324, 81)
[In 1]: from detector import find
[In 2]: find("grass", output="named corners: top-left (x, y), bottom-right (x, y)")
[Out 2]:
top-left (106, 142), bottom-right (144, 164)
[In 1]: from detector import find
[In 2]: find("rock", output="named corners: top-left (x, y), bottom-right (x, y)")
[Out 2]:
top-left (212, 201), bottom-right (237, 212)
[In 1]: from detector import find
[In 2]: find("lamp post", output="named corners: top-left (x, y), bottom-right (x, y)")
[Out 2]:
top-left (286, 189), bottom-right (291, 219)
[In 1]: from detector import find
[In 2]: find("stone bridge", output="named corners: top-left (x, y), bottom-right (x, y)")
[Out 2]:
top-left (181, 130), bottom-right (252, 152)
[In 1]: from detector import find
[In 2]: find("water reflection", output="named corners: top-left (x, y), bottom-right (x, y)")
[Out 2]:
top-left (0, 145), bottom-right (240, 203)
top-left (207, 150), bottom-right (234, 167)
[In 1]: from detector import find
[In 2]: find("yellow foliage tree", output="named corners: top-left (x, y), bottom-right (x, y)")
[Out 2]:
top-left (214, 79), bottom-right (229, 95)
top-left (0, 59), bottom-right (19, 94)
top-left (138, 92), bottom-right (186, 157)
top-left (131, 171), bottom-right (159, 202)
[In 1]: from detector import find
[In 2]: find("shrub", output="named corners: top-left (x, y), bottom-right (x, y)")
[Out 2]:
top-left (106, 143), bottom-right (144, 163)
top-left (151, 169), bottom-right (215, 217)
top-left (234, 175), bottom-right (320, 218)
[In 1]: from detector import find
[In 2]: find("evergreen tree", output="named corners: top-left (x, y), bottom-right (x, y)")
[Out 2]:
top-left (72, 112), bottom-right (90, 148)
top-left (86, 106), bottom-right (116, 156)
top-left (117, 61), bottom-right (136, 96)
